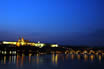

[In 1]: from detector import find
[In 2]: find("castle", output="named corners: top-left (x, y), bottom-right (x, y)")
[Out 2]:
top-left (3, 37), bottom-right (45, 48)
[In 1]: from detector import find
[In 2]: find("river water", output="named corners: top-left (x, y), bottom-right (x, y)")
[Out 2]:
top-left (0, 54), bottom-right (104, 69)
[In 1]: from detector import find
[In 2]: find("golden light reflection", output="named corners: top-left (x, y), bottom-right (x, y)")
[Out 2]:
top-left (9, 56), bottom-right (11, 64)
top-left (84, 54), bottom-right (88, 61)
top-left (70, 54), bottom-right (74, 60)
top-left (4, 56), bottom-right (6, 64)
top-left (52, 54), bottom-right (58, 65)
top-left (90, 55), bottom-right (95, 62)
top-left (29, 53), bottom-right (32, 64)
top-left (98, 55), bottom-right (102, 62)
top-left (16, 55), bottom-right (19, 67)
top-left (0, 53), bottom-right (103, 66)
top-left (65, 54), bottom-right (69, 60)
top-left (36, 54), bottom-right (39, 64)
top-left (55, 54), bottom-right (58, 64)
top-left (52, 54), bottom-right (55, 64)
top-left (77, 55), bottom-right (81, 60)
top-left (21, 55), bottom-right (24, 66)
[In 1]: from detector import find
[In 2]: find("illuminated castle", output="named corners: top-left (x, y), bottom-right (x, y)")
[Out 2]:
top-left (16, 37), bottom-right (28, 46)
top-left (3, 37), bottom-right (45, 48)
top-left (2, 37), bottom-right (59, 48)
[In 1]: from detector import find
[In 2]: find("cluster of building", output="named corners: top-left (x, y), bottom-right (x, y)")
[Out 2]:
top-left (2, 37), bottom-right (59, 48)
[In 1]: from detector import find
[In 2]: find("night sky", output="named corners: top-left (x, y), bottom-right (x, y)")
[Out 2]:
top-left (0, 0), bottom-right (104, 46)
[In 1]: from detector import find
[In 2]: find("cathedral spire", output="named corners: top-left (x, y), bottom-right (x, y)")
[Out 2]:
top-left (21, 37), bottom-right (24, 42)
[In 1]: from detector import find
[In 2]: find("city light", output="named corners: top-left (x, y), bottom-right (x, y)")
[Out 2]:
top-left (51, 44), bottom-right (59, 47)
top-left (2, 37), bottom-right (46, 48)
top-left (2, 37), bottom-right (59, 48)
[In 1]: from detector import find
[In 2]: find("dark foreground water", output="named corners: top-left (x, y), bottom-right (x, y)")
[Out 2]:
top-left (0, 54), bottom-right (104, 69)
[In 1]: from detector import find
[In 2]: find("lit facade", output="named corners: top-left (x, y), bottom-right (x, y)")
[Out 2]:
top-left (51, 44), bottom-right (59, 47)
top-left (2, 37), bottom-right (45, 48)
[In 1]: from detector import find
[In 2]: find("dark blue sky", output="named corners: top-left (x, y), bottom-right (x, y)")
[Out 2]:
top-left (0, 0), bottom-right (104, 46)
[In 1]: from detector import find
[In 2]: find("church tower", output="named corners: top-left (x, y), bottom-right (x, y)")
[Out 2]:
top-left (21, 37), bottom-right (24, 42)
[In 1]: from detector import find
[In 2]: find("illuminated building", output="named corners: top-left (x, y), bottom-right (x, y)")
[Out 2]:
top-left (35, 41), bottom-right (45, 48)
top-left (51, 44), bottom-right (59, 47)
top-left (2, 37), bottom-right (46, 48)
top-left (2, 37), bottom-right (59, 48)
top-left (2, 37), bottom-right (60, 48)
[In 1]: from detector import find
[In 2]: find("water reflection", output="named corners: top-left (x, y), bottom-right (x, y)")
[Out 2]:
top-left (51, 54), bottom-right (58, 64)
top-left (77, 55), bottom-right (81, 60)
top-left (21, 55), bottom-right (24, 66)
top-left (16, 55), bottom-right (19, 66)
top-left (29, 53), bottom-right (32, 64)
top-left (9, 56), bottom-right (11, 64)
top-left (99, 55), bottom-right (101, 61)
top-left (0, 54), bottom-right (104, 67)
top-left (90, 55), bottom-right (95, 62)
top-left (4, 56), bottom-right (6, 64)
top-left (98, 55), bottom-right (102, 62)
top-left (84, 54), bottom-right (88, 61)
top-left (70, 54), bottom-right (75, 60)
top-left (36, 54), bottom-right (39, 64)
top-left (65, 54), bottom-right (69, 60)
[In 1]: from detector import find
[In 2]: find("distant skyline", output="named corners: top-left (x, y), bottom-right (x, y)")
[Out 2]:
top-left (0, 0), bottom-right (104, 46)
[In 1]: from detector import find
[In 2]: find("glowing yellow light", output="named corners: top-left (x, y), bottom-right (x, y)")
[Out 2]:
top-left (90, 55), bottom-right (94, 61)
top-left (16, 42), bottom-right (20, 47)
top-left (83, 50), bottom-right (88, 54)
top-left (3, 41), bottom-right (16, 45)
top-left (9, 51), bottom-right (12, 54)
top-left (21, 42), bottom-right (26, 46)
top-left (21, 37), bottom-right (24, 42)
top-left (51, 44), bottom-right (59, 47)
top-left (2, 51), bottom-right (7, 54)
top-left (2, 37), bottom-right (48, 48)
top-left (35, 43), bottom-right (45, 48)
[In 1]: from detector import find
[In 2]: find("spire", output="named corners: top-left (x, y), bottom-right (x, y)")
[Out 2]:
top-left (18, 37), bottom-right (21, 42)
top-left (21, 37), bottom-right (24, 42)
